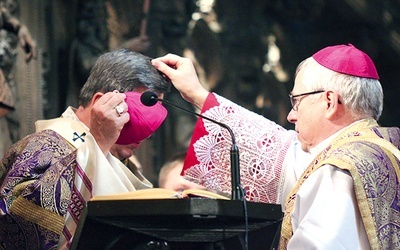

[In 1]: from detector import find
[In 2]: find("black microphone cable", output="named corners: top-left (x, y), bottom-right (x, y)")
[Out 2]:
top-left (141, 91), bottom-right (249, 249)
top-left (141, 91), bottom-right (244, 200)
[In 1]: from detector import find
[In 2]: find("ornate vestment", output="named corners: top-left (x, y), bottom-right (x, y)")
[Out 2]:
top-left (280, 118), bottom-right (400, 250)
top-left (0, 107), bottom-right (152, 249)
top-left (182, 93), bottom-right (301, 203)
top-left (0, 130), bottom-right (77, 249)
top-left (183, 93), bottom-right (400, 249)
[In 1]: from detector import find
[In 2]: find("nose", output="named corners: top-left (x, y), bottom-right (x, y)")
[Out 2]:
top-left (287, 109), bottom-right (297, 124)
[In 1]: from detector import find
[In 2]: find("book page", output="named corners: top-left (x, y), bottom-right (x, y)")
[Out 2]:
top-left (91, 188), bottom-right (230, 201)
top-left (182, 189), bottom-right (230, 200)
top-left (91, 188), bottom-right (181, 201)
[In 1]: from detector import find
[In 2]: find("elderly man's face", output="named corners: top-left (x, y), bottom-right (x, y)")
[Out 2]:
top-left (287, 69), bottom-right (326, 152)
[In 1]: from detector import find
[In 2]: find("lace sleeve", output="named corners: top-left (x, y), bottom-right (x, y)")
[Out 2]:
top-left (182, 93), bottom-right (297, 203)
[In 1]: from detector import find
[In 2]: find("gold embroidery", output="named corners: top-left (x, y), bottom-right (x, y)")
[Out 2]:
top-left (9, 196), bottom-right (65, 234)
top-left (280, 118), bottom-right (400, 249)
top-left (11, 180), bottom-right (35, 197)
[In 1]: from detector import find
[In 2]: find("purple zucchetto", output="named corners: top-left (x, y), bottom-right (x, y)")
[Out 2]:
top-left (312, 44), bottom-right (379, 80)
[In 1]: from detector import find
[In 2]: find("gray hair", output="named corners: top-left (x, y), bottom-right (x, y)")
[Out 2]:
top-left (295, 57), bottom-right (383, 120)
top-left (78, 49), bottom-right (171, 106)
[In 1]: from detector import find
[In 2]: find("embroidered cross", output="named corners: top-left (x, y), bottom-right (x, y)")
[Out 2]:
top-left (73, 132), bottom-right (86, 142)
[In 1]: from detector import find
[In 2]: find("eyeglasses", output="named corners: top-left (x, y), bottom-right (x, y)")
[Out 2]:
top-left (289, 90), bottom-right (325, 111)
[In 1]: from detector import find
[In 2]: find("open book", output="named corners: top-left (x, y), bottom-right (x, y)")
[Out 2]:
top-left (91, 188), bottom-right (230, 201)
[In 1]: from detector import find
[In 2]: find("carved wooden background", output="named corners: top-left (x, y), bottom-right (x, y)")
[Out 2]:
top-left (6, 0), bottom-right (400, 185)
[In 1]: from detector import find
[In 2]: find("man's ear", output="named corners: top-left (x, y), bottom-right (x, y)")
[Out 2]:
top-left (324, 91), bottom-right (343, 119)
top-left (90, 92), bottom-right (104, 105)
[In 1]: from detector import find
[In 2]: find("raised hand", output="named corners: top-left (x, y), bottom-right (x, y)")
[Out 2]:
top-left (89, 91), bottom-right (129, 154)
top-left (152, 54), bottom-right (209, 109)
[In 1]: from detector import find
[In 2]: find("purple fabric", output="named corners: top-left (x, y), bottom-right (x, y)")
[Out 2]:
top-left (319, 126), bottom-right (400, 248)
top-left (0, 130), bottom-right (78, 250)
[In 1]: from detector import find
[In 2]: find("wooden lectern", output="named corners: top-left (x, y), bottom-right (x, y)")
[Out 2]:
top-left (70, 198), bottom-right (283, 250)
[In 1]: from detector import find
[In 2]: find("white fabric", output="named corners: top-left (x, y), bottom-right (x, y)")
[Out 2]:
top-left (286, 123), bottom-right (369, 250)
top-left (76, 134), bottom-right (139, 196)
top-left (288, 165), bottom-right (369, 250)
top-left (36, 107), bottom-right (152, 249)
top-left (278, 140), bottom-right (311, 208)
top-left (186, 94), bottom-right (298, 203)
top-left (194, 95), bottom-right (370, 248)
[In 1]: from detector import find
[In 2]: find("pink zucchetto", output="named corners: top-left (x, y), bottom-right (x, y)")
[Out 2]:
top-left (312, 44), bottom-right (379, 80)
top-left (116, 92), bottom-right (167, 145)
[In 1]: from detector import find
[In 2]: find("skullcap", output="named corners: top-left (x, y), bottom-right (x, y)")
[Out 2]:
top-left (116, 92), bottom-right (167, 145)
top-left (312, 44), bottom-right (379, 79)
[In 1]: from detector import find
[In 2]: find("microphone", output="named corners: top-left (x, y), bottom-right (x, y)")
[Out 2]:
top-left (141, 91), bottom-right (244, 201)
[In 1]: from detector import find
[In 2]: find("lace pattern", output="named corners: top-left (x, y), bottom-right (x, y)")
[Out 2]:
top-left (184, 94), bottom-right (296, 203)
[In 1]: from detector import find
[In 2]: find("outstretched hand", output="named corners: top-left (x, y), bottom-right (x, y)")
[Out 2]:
top-left (152, 54), bottom-right (209, 109)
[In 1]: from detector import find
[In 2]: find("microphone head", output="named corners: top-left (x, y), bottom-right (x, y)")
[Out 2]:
top-left (140, 91), bottom-right (159, 106)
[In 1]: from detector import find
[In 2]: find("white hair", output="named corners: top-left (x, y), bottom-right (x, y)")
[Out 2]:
top-left (295, 57), bottom-right (383, 120)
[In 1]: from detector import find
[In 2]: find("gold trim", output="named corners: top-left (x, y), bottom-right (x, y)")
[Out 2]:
top-left (11, 180), bottom-right (36, 197)
top-left (281, 119), bottom-right (399, 249)
top-left (321, 157), bottom-right (380, 249)
top-left (9, 196), bottom-right (65, 234)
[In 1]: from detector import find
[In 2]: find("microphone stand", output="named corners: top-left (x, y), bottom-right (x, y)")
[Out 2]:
top-left (158, 98), bottom-right (244, 201)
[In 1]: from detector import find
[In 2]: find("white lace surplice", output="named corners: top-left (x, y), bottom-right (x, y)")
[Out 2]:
top-left (183, 93), bottom-right (298, 204)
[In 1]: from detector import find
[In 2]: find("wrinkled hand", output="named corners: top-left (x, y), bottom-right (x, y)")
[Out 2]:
top-left (152, 54), bottom-right (209, 109)
top-left (18, 25), bottom-right (36, 62)
top-left (89, 91), bottom-right (129, 154)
